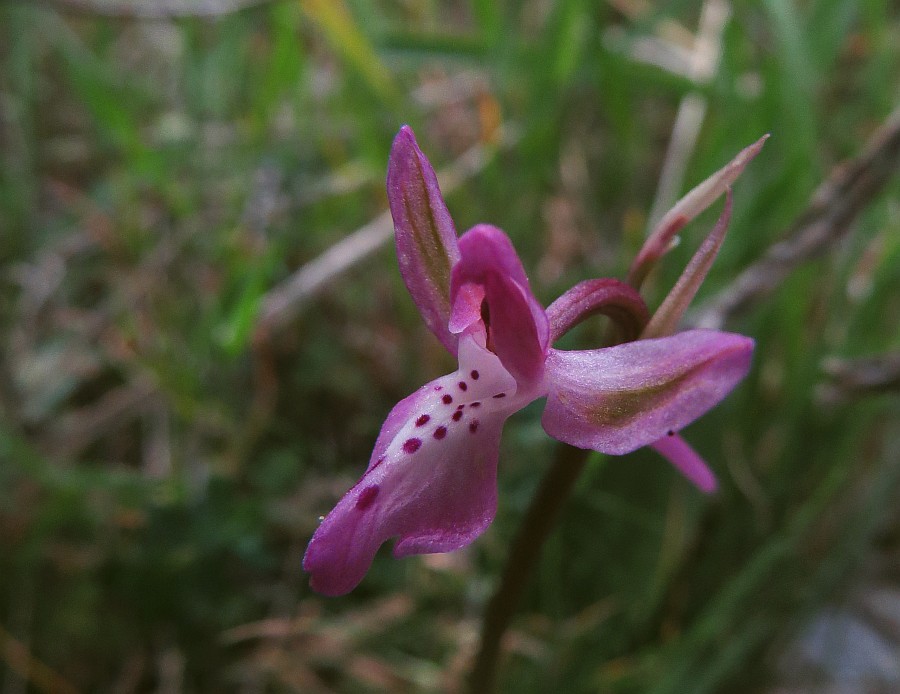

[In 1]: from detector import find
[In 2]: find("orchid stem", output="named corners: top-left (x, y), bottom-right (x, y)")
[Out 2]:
top-left (467, 444), bottom-right (590, 694)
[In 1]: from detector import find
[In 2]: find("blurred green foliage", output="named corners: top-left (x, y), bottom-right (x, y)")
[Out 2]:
top-left (0, 0), bottom-right (898, 692)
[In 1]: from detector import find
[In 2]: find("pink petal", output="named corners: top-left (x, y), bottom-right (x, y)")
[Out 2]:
top-left (387, 126), bottom-right (460, 355)
top-left (451, 224), bottom-right (549, 388)
top-left (541, 330), bottom-right (753, 455)
top-left (651, 433), bottom-right (718, 493)
top-left (304, 335), bottom-right (525, 596)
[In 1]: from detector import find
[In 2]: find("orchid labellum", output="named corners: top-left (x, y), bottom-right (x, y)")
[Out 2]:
top-left (304, 126), bottom-right (765, 595)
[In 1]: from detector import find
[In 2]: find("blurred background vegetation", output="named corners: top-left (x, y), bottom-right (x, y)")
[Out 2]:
top-left (1, 0), bottom-right (898, 692)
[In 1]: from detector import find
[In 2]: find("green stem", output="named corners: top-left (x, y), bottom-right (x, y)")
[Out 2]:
top-left (467, 444), bottom-right (590, 694)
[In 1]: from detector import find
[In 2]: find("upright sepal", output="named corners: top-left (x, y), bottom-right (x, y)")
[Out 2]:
top-left (641, 189), bottom-right (733, 339)
top-left (628, 135), bottom-right (768, 287)
top-left (387, 126), bottom-right (461, 355)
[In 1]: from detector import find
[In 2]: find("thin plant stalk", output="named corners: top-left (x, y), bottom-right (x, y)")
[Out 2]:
top-left (467, 445), bottom-right (590, 694)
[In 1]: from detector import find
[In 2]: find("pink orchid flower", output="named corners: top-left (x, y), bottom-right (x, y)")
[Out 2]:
top-left (304, 126), bottom-right (761, 596)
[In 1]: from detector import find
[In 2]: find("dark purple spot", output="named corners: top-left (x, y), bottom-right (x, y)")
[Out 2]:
top-left (415, 414), bottom-right (431, 427)
top-left (470, 402), bottom-right (481, 408)
top-left (403, 438), bottom-right (422, 454)
top-left (471, 370), bottom-right (480, 380)
top-left (433, 426), bottom-right (447, 440)
top-left (457, 404), bottom-right (465, 410)
top-left (493, 393), bottom-right (506, 399)
top-left (452, 410), bottom-right (463, 422)
top-left (442, 394), bottom-right (453, 405)
top-left (469, 420), bottom-right (479, 433)
top-left (667, 430), bottom-right (675, 437)
top-left (458, 381), bottom-right (468, 391)
top-left (434, 385), bottom-right (443, 391)
top-left (355, 485), bottom-right (379, 510)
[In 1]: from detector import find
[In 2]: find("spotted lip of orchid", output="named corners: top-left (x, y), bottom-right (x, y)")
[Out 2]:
top-left (303, 126), bottom-right (757, 596)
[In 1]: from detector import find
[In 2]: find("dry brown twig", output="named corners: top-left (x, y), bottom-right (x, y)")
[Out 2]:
top-left (44, 379), bottom-right (157, 459)
top-left (645, 0), bottom-right (730, 230)
top-left (818, 353), bottom-right (900, 405)
top-left (0, 623), bottom-right (80, 694)
top-left (24, 0), bottom-right (273, 19)
top-left (694, 105), bottom-right (900, 330)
